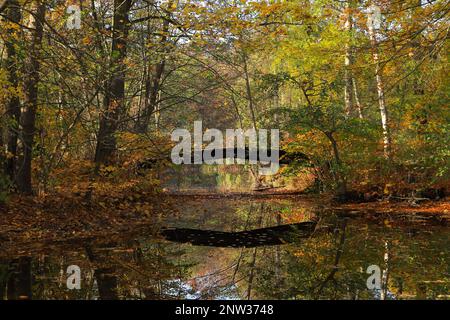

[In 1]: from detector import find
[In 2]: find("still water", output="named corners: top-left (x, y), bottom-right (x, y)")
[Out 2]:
top-left (1, 195), bottom-right (448, 300)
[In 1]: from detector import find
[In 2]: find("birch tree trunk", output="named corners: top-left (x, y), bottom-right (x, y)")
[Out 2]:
top-left (352, 77), bottom-right (364, 119)
top-left (344, 1), bottom-right (354, 117)
top-left (368, 23), bottom-right (392, 159)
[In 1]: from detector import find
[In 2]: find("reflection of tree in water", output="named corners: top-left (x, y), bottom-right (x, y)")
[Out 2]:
top-left (119, 242), bottom-right (196, 299)
top-left (243, 216), bottom-right (450, 300)
top-left (0, 241), bottom-right (194, 300)
top-left (0, 257), bottom-right (33, 300)
top-left (81, 242), bottom-right (196, 299)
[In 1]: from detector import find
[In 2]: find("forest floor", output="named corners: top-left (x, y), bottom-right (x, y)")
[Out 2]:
top-left (0, 186), bottom-right (175, 257)
top-left (0, 186), bottom-right (448, 258)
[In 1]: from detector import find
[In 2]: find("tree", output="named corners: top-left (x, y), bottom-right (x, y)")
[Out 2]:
top-left (3, 0), bottom-right (22, 184)
top-left (95, 0), bottom-right (133, 167)
top-left (367, 4), bottom-right (392, 160)
top-left (17, 1), bottom-right (46, 194)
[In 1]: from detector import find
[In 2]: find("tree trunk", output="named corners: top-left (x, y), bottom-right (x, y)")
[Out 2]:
top-left (325, 132), bottom-right (347, 197)
top-left (242, 53), bottom-right (263, 187)
top-left (136, 59), bottom-right (165, 135)
top-left (17, 1), bottom-right (45, 194)
top-left (140, 60), bottom-right (165, 132)
top-left (353, 77), bottom-right (363, 119)
top-left (95, 0), bottom-right (132, 166)
top-left (3, 0), bottom-right (22, 184)
top-left (368, 24), bottom-right (392, 159)
top-left (136, 1), bottom-right (172, 133)
top-left (243, 54), bottom-right (258, 130)
top-left (344, 1), bottom-right (354, 117)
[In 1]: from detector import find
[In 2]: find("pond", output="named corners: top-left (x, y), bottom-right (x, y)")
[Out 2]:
top-left (1, 195), bottom-right (448, 300)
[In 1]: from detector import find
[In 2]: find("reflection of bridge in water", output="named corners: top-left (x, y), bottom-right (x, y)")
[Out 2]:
top-left (160, 221), bottom-right (319, 248)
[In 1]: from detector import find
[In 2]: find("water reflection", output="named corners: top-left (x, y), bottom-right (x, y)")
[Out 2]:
top-left (161, 221), bottom-right (318, 248)
top-left (0, 198), bottom-right (449, 300)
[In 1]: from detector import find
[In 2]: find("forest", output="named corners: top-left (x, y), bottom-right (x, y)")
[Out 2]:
top-left (0, 0), bottom-right (448, 301)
